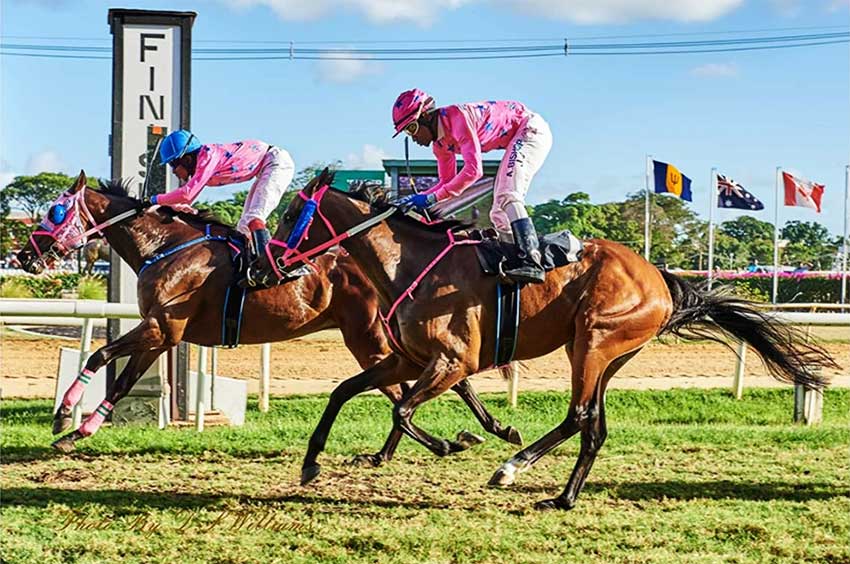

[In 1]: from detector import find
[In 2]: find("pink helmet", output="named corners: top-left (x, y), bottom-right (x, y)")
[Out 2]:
top-left (392, 88), bottom-right (434, 137)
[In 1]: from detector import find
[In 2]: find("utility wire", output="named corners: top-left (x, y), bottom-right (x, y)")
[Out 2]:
top-left (2, 23), bottom-right (847, 44)
top-left (1, 31), bottom-right (847, 61)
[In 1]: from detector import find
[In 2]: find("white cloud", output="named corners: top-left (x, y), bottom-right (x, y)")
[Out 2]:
top-left (26, 150), bottom-right (65, 174)
top-left (228, 0), bottom-right (471, 25)
top-left (690, 62), bottom-right (739, 77)
top-left (315, 55), bottom-right (382, 84)
top-left (345, 144), bottom-right (390, 169)
top-left (506, 0), bottom-right (743, 23)
top-left (227, 0), bottom-right (744, 25)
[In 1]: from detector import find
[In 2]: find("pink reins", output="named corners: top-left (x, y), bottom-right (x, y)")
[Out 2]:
top-left (268, 188), bottom-right (481, 355)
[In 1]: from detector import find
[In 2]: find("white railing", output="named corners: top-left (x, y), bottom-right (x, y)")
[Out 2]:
top-left (0, 299), bottom-right (273, 428)
top-left (2, 299), bottom-right (847, 422)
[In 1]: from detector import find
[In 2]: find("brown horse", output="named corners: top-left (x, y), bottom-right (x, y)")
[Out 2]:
top-left (16, 171), bottom-right (521, 457)
top-left (262, 170), bottom-right (836, 510)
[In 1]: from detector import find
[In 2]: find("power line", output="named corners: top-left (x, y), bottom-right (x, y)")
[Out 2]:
top-left (2, 23), bottom-right (847, 44)
top-left (1, 31), bottom-right (847, 61)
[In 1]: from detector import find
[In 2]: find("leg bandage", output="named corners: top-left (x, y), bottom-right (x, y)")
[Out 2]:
top-left (79, 400), bottom-right (114, 437)
top-left (62, 368), bottom-right (95, 409)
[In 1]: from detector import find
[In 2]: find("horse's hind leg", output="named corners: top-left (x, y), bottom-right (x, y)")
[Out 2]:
top-left (535, 349), bottom-right (642, 511)
top-left (489, 344), bottom-right (624, 490)
top-left (53, 318), bottom-right (164, 435)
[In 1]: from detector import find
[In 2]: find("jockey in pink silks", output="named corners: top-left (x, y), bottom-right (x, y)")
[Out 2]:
top-left (391, 89), bottom-right (552, 284)
top-left (152, 129), bottom-right (295, 287)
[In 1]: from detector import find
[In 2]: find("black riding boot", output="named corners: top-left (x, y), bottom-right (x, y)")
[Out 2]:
top-left (242, 228), bottom-right (275, 288)
top-left (503, 218), bottom-right (545, 284)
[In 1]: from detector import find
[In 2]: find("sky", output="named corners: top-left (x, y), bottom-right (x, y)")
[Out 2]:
top-left (1, 0), bottom-right (849, 236)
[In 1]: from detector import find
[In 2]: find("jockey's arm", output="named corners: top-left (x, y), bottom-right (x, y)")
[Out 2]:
top-left (430, 109), bottom-right (483, 201)
top-left (423, 145), bottom-right (457, 197)
top-left (156, 146), bottom-right (222, 206)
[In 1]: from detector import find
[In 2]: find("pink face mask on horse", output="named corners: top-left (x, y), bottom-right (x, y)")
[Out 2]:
top-left (28, 187), bottom-right (105, 270)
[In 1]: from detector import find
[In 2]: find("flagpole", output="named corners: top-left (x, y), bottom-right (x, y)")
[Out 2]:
top-left (772, 166), bottom-right (782, 304)
top-left (842, 164), bottom-right (849, 304)
top-left (645, 155), bottom-right (652, 261)
top-left (707, 168), bottom-right (717, 289)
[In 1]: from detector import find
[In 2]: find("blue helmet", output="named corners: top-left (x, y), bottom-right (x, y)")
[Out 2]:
top-left (159, 129), bottom-right (201, 165)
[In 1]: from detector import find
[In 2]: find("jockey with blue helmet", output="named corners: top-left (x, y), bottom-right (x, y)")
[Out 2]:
top-left (154, 129), bottom-right (295, 287)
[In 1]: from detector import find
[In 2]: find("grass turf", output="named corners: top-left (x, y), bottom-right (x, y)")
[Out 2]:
top-left (2, 389), bottom-right (849, 563)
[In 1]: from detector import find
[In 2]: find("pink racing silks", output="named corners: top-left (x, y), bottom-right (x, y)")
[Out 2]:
top-left (426, 101), bottom-right (530, 201)
top-left (79, 400), bottom-right (114, 437)
top-left (156, 140), bottom-right (271, 206)
top-left (62, 368), bottom-right (95, 409)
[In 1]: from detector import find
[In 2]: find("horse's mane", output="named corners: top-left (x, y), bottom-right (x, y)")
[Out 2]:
top-left (96, 178), bottom-right (234, 231)
top-left (328, 175), bottom-right (473, 233)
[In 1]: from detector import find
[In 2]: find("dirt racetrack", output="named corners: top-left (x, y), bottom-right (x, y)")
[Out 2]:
top-left (2, 328), bottom-right (847, 398)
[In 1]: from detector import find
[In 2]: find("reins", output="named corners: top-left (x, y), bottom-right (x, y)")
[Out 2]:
top-left (271, 185), bottom-right (481, 355)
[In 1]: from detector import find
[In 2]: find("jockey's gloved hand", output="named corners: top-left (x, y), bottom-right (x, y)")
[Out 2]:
top-left (149, 195), bottom-right (158, 206)
top-left (394, 192), bottom-right (436, 213)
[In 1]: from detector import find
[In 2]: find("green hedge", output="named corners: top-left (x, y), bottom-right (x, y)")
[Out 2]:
top-left (680, 274), bottom-right (843, 303)
top-left (0, 273), bottom-right (106, 299)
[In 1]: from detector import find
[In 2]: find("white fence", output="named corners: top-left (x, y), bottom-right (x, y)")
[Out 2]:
top-left (2, 299), bottom-right (848, 425)
top-left (0, 299), bottom-right (273, 429)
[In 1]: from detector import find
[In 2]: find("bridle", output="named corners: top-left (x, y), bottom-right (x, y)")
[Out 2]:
top-left (265, 184), bottom-right (395, 281)
top-left (27, 186), bottom-right (138, 270)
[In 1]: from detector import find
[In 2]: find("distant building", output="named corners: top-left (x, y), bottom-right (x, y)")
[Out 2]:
top-left (333, 159), bottom-right (501, 228)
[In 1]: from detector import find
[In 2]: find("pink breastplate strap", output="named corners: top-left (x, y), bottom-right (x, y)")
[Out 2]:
top-left (380, 228), bottom-right (480, 353)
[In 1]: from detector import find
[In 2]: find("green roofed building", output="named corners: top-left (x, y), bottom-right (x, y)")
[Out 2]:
top-left (331, 159), bottom-right (501, 227)
top-left (333, 159), bottom-right (500, 197)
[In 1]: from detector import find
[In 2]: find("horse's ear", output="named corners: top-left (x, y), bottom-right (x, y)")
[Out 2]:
top-left (71, 170), bottom-right (87, 193)
top-left (324, 168), bottom-right (336, 187)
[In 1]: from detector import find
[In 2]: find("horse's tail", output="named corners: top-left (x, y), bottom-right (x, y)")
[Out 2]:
top-left (658, 270), bottom-right (836, 389)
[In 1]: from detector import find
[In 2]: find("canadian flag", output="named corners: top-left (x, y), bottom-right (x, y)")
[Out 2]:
top-left (782, 171), bottom-right (825, 213)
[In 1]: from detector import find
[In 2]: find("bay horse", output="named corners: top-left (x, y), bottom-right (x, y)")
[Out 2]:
top-left (16, 171), bottom-right (521, 457)
top-left (262, 169), bottom-right (836, 510)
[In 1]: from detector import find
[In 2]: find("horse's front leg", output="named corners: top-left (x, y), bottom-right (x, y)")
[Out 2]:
top-left (349, 380), bottom-right (491, 468)
top-left (53, 318), bottom-right (162, 435)
top-left (391, 355), bottom-right (473, 457)
top-left (52, 348), bottom-right (164, 453)
top-left (301, 354), bottom-right (418, 484)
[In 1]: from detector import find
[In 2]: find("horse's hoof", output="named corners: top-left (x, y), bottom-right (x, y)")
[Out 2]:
top-left (51, 435), bottom-right (77, 453)
top-left (504, 426), bottom-right (523, 446)
top-left (534, 497), bottom-right (574, 511)
top-left (300, 464), bottom-right (321, 486)
top-left (349, 454), bottom-right (382, 468)
top-left (488, 465), bottom-right (517, 488)
top-left (52, 414), bottom-right (73, 435)
top-left (455, 430), bottom-right (485, 450)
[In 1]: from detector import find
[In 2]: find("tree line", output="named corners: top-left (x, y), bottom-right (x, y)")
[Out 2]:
top-left (1, 169), bottom-right (842, 270)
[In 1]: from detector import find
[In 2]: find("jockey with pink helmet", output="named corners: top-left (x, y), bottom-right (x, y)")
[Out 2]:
top-left (391, 89), bottom-right (552, 284)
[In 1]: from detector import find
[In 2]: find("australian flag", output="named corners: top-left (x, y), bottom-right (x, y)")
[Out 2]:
top-left (717, 174), bottom-right (764, 210)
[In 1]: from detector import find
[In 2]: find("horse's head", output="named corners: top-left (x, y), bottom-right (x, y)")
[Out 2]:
top-left (261, 168), bottom-right (349, 281)
top-left (17, 170), bottom-right (98, 274)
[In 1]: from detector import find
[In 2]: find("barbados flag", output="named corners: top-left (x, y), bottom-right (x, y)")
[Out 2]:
top-left (653, 160), bottom-right (692, 202)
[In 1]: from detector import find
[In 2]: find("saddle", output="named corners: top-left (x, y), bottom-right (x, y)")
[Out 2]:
top-left (473, 228), bottom-right (584, 278)
top-left (470, 228), bottom-right (583, 368)
top-left (218, 231), bottom-right (309, 348)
